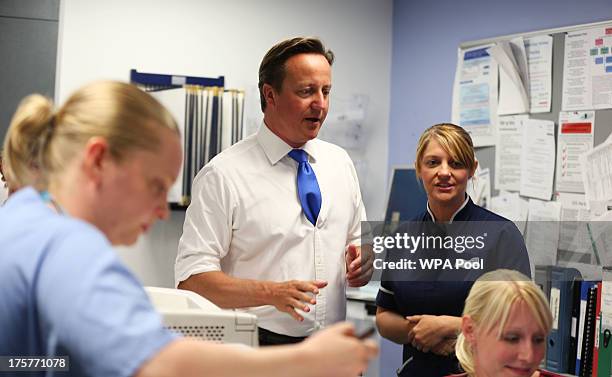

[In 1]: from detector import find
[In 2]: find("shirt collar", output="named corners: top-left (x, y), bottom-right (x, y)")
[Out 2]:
top-left (426, 194), bottom-right (470, 223)
top-left (256, 121), bottom-right (319, 164)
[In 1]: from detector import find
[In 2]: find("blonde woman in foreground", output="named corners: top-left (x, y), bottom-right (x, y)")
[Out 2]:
top-left (0, 81), bottom-right (377, 377)
top-left (449, 269), bottom-right (552, 377)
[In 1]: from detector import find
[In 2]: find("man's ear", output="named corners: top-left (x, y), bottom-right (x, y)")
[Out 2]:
top-left (262, 83), bottom-right (276, 108)
top-left (82, 137), bottom-right (110, 188)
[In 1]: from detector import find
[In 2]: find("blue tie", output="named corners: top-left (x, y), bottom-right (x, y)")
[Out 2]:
top-left (288, 149), bottom-right (322, 226)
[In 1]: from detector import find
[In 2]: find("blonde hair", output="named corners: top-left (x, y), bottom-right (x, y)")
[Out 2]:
top-left (456, 269), bottom-right (552, 376)
top-left (414, 123), bottom-right (476, 177)
top-left (2, 81), bottom-right (178, 191)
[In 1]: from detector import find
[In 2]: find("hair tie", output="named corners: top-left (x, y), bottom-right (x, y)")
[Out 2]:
top-left (48, 113), bottom-right (57, 130)
top-left (40, 112), bottom-right (57, 153)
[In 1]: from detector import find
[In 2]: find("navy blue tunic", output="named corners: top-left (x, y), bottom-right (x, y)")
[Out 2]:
top-left (376, 197), bottom-right (531, 377)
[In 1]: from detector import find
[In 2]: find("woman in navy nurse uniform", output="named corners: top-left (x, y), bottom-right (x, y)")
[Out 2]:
top-left (375, 123), bottom-right (531, 377)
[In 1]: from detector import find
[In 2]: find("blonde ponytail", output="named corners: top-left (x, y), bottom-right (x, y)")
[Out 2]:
top-left (2, 94), bottom-right (55, 190)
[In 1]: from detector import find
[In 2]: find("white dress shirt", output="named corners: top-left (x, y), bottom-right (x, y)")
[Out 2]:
top-left (175, 123), bottom-right (366, 337)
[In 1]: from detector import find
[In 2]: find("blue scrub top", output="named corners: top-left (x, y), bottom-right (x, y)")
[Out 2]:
top-left (376, 197), bottom-right (531, 377)
top-left (0, 188), bottom-right (176, 377)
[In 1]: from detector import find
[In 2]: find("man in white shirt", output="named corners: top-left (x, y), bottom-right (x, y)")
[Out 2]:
top-left (175, 37), bottom-right (373, 345)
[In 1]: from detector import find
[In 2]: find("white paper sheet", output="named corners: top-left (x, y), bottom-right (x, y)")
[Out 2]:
top-left (494, 115), bottom-right (528, 192)
top-left (510, 37), bottom-right (530, 94)
top-left (555, 111), bottom-right (595, 194)
top-left (204, 89), bottom-right (214, 166)
top-left (490, 191), bottom-right (529, 234)
top-left (524, 35), bottom-right (553, 113)
top-left (562, 26), bottom-right (612, 111)
top-left (556, 192), bottom-right (594, 265)
top-left (589, 211), bottom-right (612, 267)
top-left (602, 269), bottom-right (612, 315)
top-left (519, 119), bottom-right (556, 201)
top-left (557, 192), bottom-right (591, 222)
top-left (150, 87), bottom-right (187, 204)
top-left (581, 137), bottom-right (612, 216)
top-left (236, 91), bottom-right (245, 140)
top-left (452, 45), bottom-right (498, 147)
top-left (550, 287), bottom-right (560, 330)
top-left (526, 198), bottom-right (562, 266)
top-left (489, 39), bottom-right (530, 115)
top-left (467, 167), bottom-right (491, 208)
top-left (221, 91), bottom-right (233, 152)
top-left (321, 95), bottom-right (368, 151)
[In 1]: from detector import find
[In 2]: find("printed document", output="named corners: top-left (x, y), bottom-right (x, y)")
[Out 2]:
top-left (495, 115), bottom-right (528, 192)
top-left (519, 119), bottom-right (556, 201)
top-left (526, 199), bottom-right (561, 266)
top-left (562, 26), bottom-right (612, 111)
top-left (556, 192), bottom-right (593, 265)
top-left (467, 166), bottom-right (491, 208)
top-left (490, 191), bottom-right (529, 234)
top-left (581, 137), bottom-right (612, 216)
top-left (555, 111), bottom-right (594, 193)
top-left (452, 45), bottom-right (498, 146)
top-left (525, 35), bottom-right (553, 113)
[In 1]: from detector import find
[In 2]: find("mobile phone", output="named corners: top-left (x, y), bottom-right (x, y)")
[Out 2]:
top-left (356, 326), bottom-right (375, 339)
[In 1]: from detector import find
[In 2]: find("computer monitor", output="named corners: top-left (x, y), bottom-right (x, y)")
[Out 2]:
top-left (383, 166), bottom-right (428, 223)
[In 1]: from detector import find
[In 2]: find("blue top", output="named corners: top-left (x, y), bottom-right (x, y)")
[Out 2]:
top-left (376, 197), bottom-right (531, 377)
top-left (0, 188), bottom-right (176, 377)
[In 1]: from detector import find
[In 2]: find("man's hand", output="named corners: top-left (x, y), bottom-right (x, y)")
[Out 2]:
top-left (267, 280), bottom-right (328, 321)
top-left (345, 244), bottom-right (374, 287)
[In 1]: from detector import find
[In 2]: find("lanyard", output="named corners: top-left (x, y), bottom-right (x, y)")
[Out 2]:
top-left (40, 191), bottom-right (64, 215)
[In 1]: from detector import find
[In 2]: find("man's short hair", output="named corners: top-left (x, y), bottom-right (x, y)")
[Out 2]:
top-left (258, 37), bottom-right (334, 112)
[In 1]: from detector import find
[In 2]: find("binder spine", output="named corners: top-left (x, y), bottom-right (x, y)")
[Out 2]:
top-left (580, 285), bottom-right (598, 377)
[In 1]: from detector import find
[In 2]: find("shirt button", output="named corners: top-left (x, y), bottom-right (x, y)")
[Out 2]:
top-left (317, 220), bottom-right (324, 229)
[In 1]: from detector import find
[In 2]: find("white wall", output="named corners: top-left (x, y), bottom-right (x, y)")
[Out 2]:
top-left (57, 0), bottom-right (392, 286)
